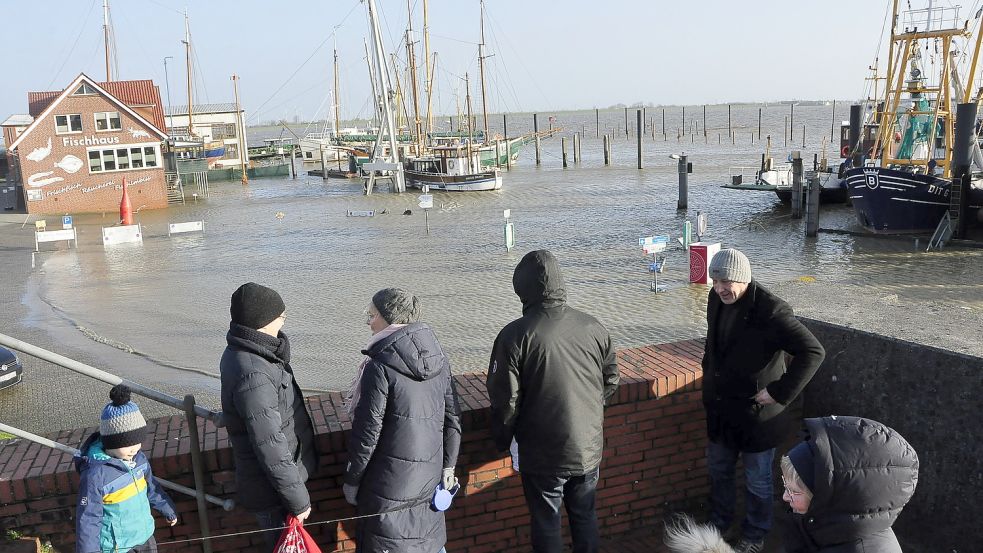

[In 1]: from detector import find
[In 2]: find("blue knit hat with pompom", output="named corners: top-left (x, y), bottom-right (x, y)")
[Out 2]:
top-left (100, 384), bottom-right (147, 450)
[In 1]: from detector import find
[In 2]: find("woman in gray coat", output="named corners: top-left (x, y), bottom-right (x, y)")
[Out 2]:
top-left (343, 288), bottom-right (462, 553)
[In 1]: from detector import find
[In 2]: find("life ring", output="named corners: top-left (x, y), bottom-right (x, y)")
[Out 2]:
top-left (841, 145), bottom-right (850, 157)
top-left (448, 159), bottom-right (456, 170)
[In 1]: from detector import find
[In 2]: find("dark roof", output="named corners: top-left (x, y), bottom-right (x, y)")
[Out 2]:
top-left (27, 79), bottom-right (166, 131)
top-left (165, 103), bottom-right (241, 116)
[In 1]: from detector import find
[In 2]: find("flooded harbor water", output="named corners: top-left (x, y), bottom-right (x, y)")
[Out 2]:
top-left (3, 104), bottom-right (982, 432)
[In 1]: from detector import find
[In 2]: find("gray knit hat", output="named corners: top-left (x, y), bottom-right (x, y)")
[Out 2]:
top-left (709, 248), bottom-right (752, 283)
top-left (372, 288), bottom-right (421, 324)
top-left (100, 385), bottom-right (148, 450)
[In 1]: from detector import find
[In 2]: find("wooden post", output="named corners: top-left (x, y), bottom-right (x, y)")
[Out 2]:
top-left (681, 105), bottom-right (686, 136)
top-left (535, 135), bottom-right (541, 166)
top-left (495, 139), bottom-right (502, 167)
top-left (802, 124), bottom-right (806, 148)
top-left (758, 107), bottom-right (762, 141)
top-left (573, 133), bottom-right (580, 163)
top-left (784, 116), bottom-right (789, 146)
top-left (624, 107), bottom-right (629, 139)
top-left (703, 104), bottom-right (707, 138)
top-left (791, 156), bottom-right (804, 219)
top-left (603, 134), bottom-right (610, 165)
top-left (790, 103), bottom-right (795, 138)
top-left (562, 137), bottom-right (568, 168)
top-left (636, 109), bottom-right (643, 169)
top-left (662, 108), bottom-right (666, 140)
top-left (677, 154), bottom-right (688, 209)
top-left (290, 146), bottom-right (297, 179)
top-left (595, 108), bottom-right (599, 137)
top-left (533, 112), bottom-right (538, 133)
top-left (320, 148), bottom-right (328, 181)
top-left (805, 170), bottom-right (820, 236)
top-left (830, 99), bottom-right (836, 142)
top-left (503, 113), bottom-right (508, 139)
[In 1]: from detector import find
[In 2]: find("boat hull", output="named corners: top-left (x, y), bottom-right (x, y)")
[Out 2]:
top-left (844, 167), bottom-right (952, 233)
top-left (405, 169), bottom-right (502, 191)
top-left (775, 182), bottom-right (848, 204)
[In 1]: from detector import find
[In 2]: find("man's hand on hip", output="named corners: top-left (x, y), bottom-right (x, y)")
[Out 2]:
top-left (753, 388), bottom-right (776, 406)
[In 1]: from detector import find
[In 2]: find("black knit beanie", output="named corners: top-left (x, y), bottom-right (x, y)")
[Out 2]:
top-left (230, 282), bottom-right (285, 330)
top-left (787, 440), bottom-right (816, 492)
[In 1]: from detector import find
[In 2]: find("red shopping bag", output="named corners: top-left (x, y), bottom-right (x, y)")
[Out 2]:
top-left (274, 514), bottom-right (322, 553)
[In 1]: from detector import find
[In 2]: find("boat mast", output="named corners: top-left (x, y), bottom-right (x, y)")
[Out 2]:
top-left (365, 0), bottom-right (405, 192)
top-left (364, 39), bottom-right (380, 130)
top-left (478, 0), bottom-right (490, 143)
top-left (423, 0), bottom-right (433, 135)
top-left (333, 38), bottom-right (342, 136)
top-left (406, 0), bottom-right (423, 153)
top-left (183, 10), bottom-right (194, 138)
top-left (103, 0), bottom-right (112, 81)
top-left (963, 12), bottom-right (983, 104)
top-left (876, 0), bottom-right (900, 162)
top-left (465, 72), bottom-right (474, 172)
top-left (231, 73), bottom-right (248, 185)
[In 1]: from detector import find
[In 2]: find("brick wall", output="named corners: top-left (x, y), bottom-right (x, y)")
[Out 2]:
top-left (0, 341), bottom-right (707, 551)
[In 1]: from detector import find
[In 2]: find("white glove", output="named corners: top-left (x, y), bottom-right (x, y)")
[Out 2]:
top-left (343, 483), bottom-right (359, 506)
top-left (441, 467), bottom-right (458, 490)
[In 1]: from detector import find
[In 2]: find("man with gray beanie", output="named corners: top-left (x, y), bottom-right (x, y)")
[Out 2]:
top-left (487, 250), bottom-right (619, 553)
top-left (701, 249), bottom-right (825, 553)
top-left (220, 282), bottom-right (317, 552)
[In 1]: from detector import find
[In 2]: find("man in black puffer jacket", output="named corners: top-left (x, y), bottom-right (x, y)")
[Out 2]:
top-left (220, 282), bottom-right (317, 552)
top-left (487, 250), bottom-right (620, 553)
top-left (779, 416), bottom-right (919, 552)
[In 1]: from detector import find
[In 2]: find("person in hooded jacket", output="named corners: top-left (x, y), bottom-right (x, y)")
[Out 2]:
top-left (778, 416), bottom-right (919, 553)
top-left (487, 250), bottom-right (620, 553)
top-left (343, 287), bottom-right (462, 553)
top-left (219, 282), bottom-right (318, 552)
top-left (75, 385), bottom-right (177, 553)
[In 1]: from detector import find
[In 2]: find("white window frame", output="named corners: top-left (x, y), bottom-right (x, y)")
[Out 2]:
top-left (94, 111), bottom-right (122, 132)
top-left (87, 142), bottom-right (161, 174)
top-left (55, 114), bottom-right (83, 134)
top-left (73, 82), bottom-right (98, 96)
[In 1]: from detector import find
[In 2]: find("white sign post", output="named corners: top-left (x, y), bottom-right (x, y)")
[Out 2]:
top-left (418, 185), bottom-right (433, 235)
top-left (639, 235), bottom-right (670, 292)
top-left (504, 209), bottom-right (515, 251)
top-left (62, 215), bottom-right (73, 230)
top-left (102, 225), bottom-right (143, 246)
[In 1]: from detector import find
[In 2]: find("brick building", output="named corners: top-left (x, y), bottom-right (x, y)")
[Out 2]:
top-left (2, 73), bottom-right (169, 215)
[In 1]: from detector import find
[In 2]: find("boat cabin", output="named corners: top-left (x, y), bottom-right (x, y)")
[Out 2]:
top-left (407, 145), bottom-right (482, 176)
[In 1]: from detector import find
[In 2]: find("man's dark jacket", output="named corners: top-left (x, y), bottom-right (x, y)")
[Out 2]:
top-left (487, 250), bottom-right (620, 476)
top-left (344, 322), bottom-right (462, 553)
top-left (780, 416), bottom-right (919, 552)
top-left (220, 324), bottom-right (317, 514)
top-left (702, 280), bottom-right (825, 452)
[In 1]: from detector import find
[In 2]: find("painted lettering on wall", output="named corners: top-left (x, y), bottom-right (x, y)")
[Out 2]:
top-left (127, 176), bottom-right (152, 186)
top-left (82, 180), bottom-right (123, 194)
top-left (46, 183), bottom-right (82, 197)
top-left (61, 135), bottom-right (121, 147)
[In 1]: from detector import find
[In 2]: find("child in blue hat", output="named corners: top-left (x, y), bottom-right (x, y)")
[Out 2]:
top-left (75, 385), bottom-right (177, 553)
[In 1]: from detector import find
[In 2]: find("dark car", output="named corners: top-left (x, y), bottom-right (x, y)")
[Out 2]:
top-left (0, 346), bottom-right (22, 390)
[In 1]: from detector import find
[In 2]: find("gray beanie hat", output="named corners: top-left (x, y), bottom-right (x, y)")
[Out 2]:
top-left (709, 248), bottom-right (752, 283)
top-left (372, 288), bottom-right (421, 324)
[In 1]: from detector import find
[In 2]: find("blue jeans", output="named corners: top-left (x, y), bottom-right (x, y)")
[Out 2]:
top-left (521, 467), bottom-right (600, 553)
top-left (253, 505), bottom-right (289, 553)
top-left (707, 441), bottom-right (774, 542)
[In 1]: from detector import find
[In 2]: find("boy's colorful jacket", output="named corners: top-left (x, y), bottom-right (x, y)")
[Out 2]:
top-left (74, 432), bottom-right (176, 553)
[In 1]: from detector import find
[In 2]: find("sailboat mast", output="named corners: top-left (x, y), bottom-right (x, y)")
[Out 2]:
top-left (406, 0), bottom-right (423, 152)
top-left (423, 0), bottom-right (433, 135)
top-left (183, 10), bottom-right (194, 137)
top-left (231, 73), bottom-right (248, 185)
top-left (333, 40), bottom-right (342, 136)
top-left (465, 73), bottom-right (474, 172)
top-left (103, 0), bottom-right (111, 81)
top-left (478, 0), bottom-right (490, 142)
top-left (364, 39), bottom-right (380, 129)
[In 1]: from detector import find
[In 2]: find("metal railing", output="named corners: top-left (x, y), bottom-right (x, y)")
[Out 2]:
top-left (0, 332), bottom-right (228, 553)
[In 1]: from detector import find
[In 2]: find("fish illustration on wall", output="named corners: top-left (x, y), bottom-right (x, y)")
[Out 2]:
top-left (128, 127), bottom-right (152, 139)
top-left (27, 171), bottom-right (64, 188)
top-left (26, 137), bottom-right (52, 162)
top-left (53, 154), bottom-right (84, 174)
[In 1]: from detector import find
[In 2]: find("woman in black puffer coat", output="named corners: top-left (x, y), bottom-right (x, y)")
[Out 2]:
top-left (779, 416), bottom-right (919, 553)
top-left (343, 288), bottom-right (462, 553)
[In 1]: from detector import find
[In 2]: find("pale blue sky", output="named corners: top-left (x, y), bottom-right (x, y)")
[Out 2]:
top-left (0, 1), bottom-right (914, 125)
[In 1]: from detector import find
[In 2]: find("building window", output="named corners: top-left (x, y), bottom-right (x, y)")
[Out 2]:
top-left (212, 123), bottom-right (237, 138)
top-left (88, 144), bottom-right (160, 173)
top-left (55, 114), bottom-right (83, 134)
top-left (223, 143), bottom-right (239, 159)
top-left (73, 82), bottom-right (98, 95)
top-left (94, 111), bottom-right (122, 131)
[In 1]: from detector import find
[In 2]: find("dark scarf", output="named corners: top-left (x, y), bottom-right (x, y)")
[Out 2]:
top-left (227, 322), bottom-right (291, 365)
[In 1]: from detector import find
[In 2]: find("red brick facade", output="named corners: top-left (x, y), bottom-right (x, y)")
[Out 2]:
top-left (0, 341), bottom-right (708, 552)
top-left (8, 75), bottom-right (168, 215)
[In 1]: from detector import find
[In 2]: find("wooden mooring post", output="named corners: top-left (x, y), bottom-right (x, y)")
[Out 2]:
top-left (534, 113), bottom-right (541, 166)
top-left (573, 133), bottom-right (580, 163)
top-left (636, 109), bottom-right (643, 169)
top-left (562, 137), bottom-right (568, 168)
top-left (603, 134), bottom-right (610, 165)
top-left (595, 108), bottom-right (600, 137)
top-left (535, 136), bottom-right (541, 166)
top-left (791, 154), bottom-right (804, 219)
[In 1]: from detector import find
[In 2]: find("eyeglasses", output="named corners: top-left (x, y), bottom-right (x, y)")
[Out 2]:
top-left (364, 308), bottom-right (379, 325)
top-left (782, 475), bottom-right (806, 497)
